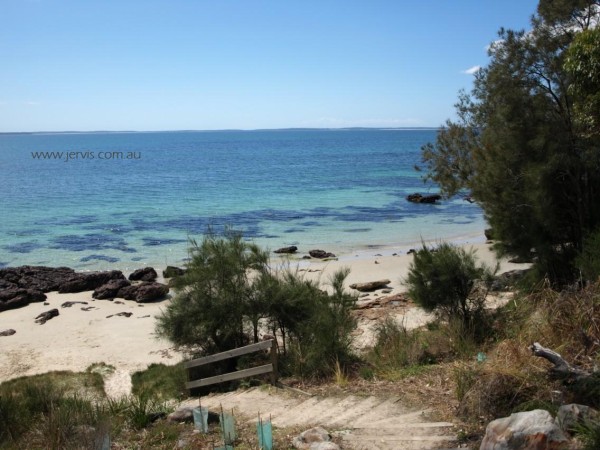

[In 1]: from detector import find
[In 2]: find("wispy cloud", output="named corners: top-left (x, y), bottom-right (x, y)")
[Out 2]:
top-left (25, 101), bottom-right (41, 106)
top-left (462, 65), bottom-right (481, 75)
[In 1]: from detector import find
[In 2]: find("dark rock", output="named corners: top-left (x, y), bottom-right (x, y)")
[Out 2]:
top-left (302, 255), bottom-right (312, 259)
top-left (407, 248), bottom-right (416, 255)
top-left (0, 329), bottom-right (16, 336)
top-left (0, 286), bottom-right (47, 312)
top-left (93, 279), bottom-right (131, 300)
top-left (163, 266), bottom-right (185, 278)
top-left (128, 267), bottom-right (157, 282)
top-left (274, 246), bottom-right (298, 254)
top-left (81, 307), bottom-right (95, 311)
top-left (0, 266), bottom-right (75, 292)
top-left (59, 270), bottom-right (126, 293)
top-left (61, 301), bottom-right (88, 308)
top-left (309, 250), bottom-right (336, 259)
top-left (480, 409), bottom-right (568, 450)
top-left (555, 404), bottom-right (600, 436)
top-left (406, 193), bottom-right (441, 204)
top-left (167, 407), bottom-right (220, 424)
top-left (117, 285), bottom-right (139, 300)
top-left (484, 228), bottom-right (495, 240)
top-left (133, 282), bottom-right (169, 302)
top-left (349, 279), bottom-right (391, 292)
top-left (35, 308), bottom-right (59, 324)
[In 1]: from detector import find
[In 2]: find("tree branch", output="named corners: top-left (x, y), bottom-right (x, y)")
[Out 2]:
top-left (530, 342), bottom-right (591, 381)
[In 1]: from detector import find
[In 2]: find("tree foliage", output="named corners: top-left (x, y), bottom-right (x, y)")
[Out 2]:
top-left (405, 242), bottom-right (494, 329)
top-left (156, 231), bottom-right (357, 379)
top-left (419, 1), bottom-right (600, 283)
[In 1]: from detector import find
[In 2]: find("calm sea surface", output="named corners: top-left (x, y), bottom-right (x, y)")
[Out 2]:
top-left (0, 129), bottom-right (486, 271)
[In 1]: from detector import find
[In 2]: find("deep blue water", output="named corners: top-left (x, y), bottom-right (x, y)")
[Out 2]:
top-left (0, 129), bottom-right (485, 271)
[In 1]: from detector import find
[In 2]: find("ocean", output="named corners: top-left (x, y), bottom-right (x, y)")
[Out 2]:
top-left (0, 129), bottom-right (486, 271)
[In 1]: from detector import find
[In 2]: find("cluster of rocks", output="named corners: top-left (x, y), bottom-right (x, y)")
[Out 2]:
top-left (0, 265), bottom-right (170, 312)
top-left (481, 404), bottom-right (599, 449)
top-left (273, 246), bottom-right (337, 259)
top-left (92, 278), bottom-right (169, 303)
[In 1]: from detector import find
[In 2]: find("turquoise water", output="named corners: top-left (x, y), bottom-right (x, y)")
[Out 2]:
top-left (0, 129), bottom-right (485, 271)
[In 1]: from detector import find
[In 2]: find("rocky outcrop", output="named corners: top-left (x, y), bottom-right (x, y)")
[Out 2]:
top-left (128, 267), bottom-right (157, 282)
top-left (59, 270), bottom-right (125, 293)
top-left (274, 246), bottom-right (298, 254)
top-left (92, 279), bottom-right (131, 299)
top-left (92, 280), bottom-right (169, 302)
top-left (0, 266), bottom-right (126, 295)
top-left (406, 193), bottom-right (441, 204)
top-left (309, 250), bottom-right (336, 259)
top-left (480, 409), bottom-right (569, 450)
top-left (349, 279), bottom-right (391, 292)
top-left (0, 287), bottom-right (46, 311)
top-left (134, 282), bottom-right (169, 302)
top-left (163, 266), bottom-right (185, 278)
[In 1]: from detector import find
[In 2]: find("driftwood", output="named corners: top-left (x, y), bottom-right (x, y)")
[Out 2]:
top-left (530, 342), bottom-right (591, 381)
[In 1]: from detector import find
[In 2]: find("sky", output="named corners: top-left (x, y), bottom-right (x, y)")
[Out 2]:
top-left (0, 0), bottom-right (539, 132)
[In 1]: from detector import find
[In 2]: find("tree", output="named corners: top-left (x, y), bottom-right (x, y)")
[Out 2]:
top-left (156, 230), bottom-right (358, 379)
top-left (405, 242), bottom-right (494, 330)
top-left (155, 230), bottom-right (270, 354)
top-left (419, 1), bottom-right (600, 284)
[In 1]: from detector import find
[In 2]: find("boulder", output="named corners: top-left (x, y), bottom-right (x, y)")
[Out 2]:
top-left (128, 267), bottom-right (157, 282)
top-left (58, 270), bottom-right (126, 293)
top-left (117, 285), bottom-right (139, 300)
top-left (309, 250), bottom-right (336, 259)
top-left (35, 308), bottom-right (59, 325)
top-left (93, 279), bottom-right (131, 299)
top-left (292, 427), bottom-right (336, 450)
top-left (555, 404), bottom-right (600, 436)
top-left (133, 282), bottom-right (169, 302)
top-left (0, 329), bottom-right (16, 336)
top-left (0, 266), bottom-right (76, 292)
top-left (480, 409), bottom-right (569, 450)
top-left (484, 228), bottom-right (495, 240)
top-left (349, 279), bottom-right (391, 292)
top-left (274, 246), bottom-right (298, 254)
top-left (163, 266), bottom-right (186, 278)
top-left (406, 193), bottom-right (441, 204)
top-left (0, 287), bottom-right (46, 311)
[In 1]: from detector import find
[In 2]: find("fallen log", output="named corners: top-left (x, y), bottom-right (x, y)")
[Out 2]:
top-left (530, 342), bottom-right (591, 381)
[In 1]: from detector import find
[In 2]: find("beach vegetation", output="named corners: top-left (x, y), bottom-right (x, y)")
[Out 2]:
top-left (131, 363), bottom-right (188, 401)
top-left (405, 242), bottom-right (495, 338)
top-left (156, 230), bottom-right (358, 380)
top-left (419, 0), bottom-right (600, 285)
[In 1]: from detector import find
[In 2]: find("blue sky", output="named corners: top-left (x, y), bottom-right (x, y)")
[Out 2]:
top-left (1, 1), bottom-right (538, 132)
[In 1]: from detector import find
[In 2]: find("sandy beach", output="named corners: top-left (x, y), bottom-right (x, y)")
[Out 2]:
top-left (0, 240), bottom-right (526, 396)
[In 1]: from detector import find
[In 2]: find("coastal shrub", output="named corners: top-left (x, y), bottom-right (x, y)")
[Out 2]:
top-left (283, 268), bottom-right (358, 380)
top-left (405, 242), bottom-right (495, 338)
top-left (155, 230), bottom-right (270, 355)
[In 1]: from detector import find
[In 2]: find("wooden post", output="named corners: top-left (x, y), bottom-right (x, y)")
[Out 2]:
top-left (270, 339), bottom-right (278, 385)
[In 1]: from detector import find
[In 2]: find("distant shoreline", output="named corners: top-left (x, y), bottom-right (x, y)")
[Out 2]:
top-left (0, 126), bottom-right (441, 136)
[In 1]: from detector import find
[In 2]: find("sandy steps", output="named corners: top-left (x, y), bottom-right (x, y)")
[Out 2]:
top-left (180, 386), bottom-right (456, 449)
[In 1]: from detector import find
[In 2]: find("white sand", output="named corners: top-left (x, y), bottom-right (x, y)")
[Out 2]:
top-left (0, 241), bottom-right (526, 395)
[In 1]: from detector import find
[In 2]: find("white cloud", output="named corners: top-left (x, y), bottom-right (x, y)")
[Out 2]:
top-left (25, 101), bottom-right (40, 106)
top-left (462, 65), bottom-right (481, 75)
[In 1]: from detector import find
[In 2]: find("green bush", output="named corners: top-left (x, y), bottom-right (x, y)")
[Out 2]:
top-left (577, 228), bottom-right (600, 282)
top-left (406, 242), bottom-right (495, 335)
